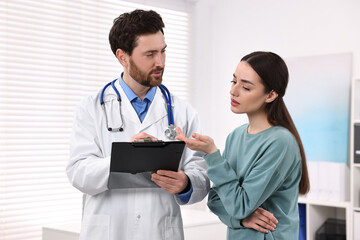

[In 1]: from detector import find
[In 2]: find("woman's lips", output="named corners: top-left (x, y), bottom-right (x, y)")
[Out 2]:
top-left (231, 99), bottom-right (240, 106)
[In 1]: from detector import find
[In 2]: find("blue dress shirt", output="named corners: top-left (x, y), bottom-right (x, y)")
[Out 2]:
top-left (119, 77), bottom-right (156, 122)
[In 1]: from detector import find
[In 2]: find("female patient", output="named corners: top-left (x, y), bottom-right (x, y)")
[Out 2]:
top-left (176, 51), bottom-right (309, 239)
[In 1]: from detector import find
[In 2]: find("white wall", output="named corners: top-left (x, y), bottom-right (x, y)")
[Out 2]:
top-left (190, 0), bottom-right (360, 150)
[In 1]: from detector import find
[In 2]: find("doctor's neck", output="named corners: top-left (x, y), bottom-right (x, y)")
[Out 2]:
top-left (122, 72), bottom-right (151, 100)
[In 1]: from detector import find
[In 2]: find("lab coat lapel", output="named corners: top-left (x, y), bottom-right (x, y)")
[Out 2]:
top-left (139, 88), bottom-right (167, 132)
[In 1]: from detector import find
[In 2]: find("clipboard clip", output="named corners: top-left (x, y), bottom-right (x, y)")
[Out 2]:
top-left (132, 137), bottom-right (166, 147)
top-left (144, 137), bottom-right (158, 142)
top-left (133, 137), bottom-right (164, 143)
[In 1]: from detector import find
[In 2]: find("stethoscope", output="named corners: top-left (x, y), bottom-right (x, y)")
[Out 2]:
top-left (100, 78), bottom-right (177, 140)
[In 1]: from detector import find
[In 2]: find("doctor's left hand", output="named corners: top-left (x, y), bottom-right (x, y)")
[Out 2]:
top-left (151, 169), bottom-right (189, 195)
top-left (130, 132), bottom-right (158, 142)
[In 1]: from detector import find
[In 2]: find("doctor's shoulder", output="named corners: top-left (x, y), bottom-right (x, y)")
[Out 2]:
top-left (73, 91), bottom-right (101, 117)
top-left (171, 94), bottom-right (199, 119)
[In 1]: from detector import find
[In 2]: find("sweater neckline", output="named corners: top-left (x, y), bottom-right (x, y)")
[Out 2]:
top-left (244, 124), bottom-right (276, 137)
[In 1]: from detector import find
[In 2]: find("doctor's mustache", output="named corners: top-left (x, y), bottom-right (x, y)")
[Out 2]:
top-left (150, 67), bottom-right (165, 74)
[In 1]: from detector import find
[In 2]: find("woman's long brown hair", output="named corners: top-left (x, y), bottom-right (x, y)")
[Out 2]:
top-left (242, 51), bottom-right (310, 194)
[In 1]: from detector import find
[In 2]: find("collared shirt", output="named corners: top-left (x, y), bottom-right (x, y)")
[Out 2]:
top-left (119, 76), bottom-right (156, 122)
top-left (118, 74), bottom-right (193, 203)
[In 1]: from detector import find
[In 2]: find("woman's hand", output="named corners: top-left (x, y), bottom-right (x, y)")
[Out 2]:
top-left (241, 207), bottom-right (278, 233)
top-left (175, 127), bottom-right (218, 155)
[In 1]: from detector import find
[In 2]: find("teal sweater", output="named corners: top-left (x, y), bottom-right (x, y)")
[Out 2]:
top-left (206, 124), bottom-right (302, 240)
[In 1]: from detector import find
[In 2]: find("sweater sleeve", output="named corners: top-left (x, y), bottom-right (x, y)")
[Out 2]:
top-left (207, 188), bottom-right (244, 229)
top-left (205, 132), bottom-right (299, 224)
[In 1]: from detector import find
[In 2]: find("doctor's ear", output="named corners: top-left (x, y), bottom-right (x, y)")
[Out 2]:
top-left (116, 49), bottom-right (129, 67)
top-left (265, 90), bottom-right (279, 103)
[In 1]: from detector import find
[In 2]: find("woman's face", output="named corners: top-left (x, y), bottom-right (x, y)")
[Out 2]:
top-left (230, 61), bottom-right (270, 115)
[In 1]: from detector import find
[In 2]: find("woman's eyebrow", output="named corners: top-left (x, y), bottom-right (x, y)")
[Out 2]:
top-left (234, 73), bottom-right (255, 85)
top-left (241, 79), bottom-right (255, 86)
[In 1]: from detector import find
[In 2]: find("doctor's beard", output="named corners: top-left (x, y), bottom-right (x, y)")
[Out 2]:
top-left (129, 58), bottom-right (164, 87)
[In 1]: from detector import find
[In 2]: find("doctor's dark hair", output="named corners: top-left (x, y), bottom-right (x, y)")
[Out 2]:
top-left (109, 9), bottom-right (165, 56)
top-left (241, 51), bottom-right (310, 195)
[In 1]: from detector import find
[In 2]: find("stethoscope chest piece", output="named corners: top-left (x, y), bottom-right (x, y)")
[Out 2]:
top-left (165, 124), bottom-right (177, 140)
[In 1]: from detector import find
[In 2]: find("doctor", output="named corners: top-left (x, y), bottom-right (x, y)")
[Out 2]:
top-left (66, 9), bottom-right (210, 240)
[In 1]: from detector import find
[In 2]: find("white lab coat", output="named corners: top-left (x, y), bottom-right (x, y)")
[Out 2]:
top-left (66, 79), bottom-right (210, 240)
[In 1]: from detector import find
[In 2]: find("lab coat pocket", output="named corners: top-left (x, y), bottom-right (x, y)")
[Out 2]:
top-left (80, 214), bottom-right (110, 240)
top-left (165, 216), bottom-right (184, 240)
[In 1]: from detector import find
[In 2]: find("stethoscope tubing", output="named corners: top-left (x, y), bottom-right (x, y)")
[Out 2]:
top-left (158, 84), bottom-right (174, 125)
top-left (100, 78), bottom-right (175, 128)
top-left (100, 79), bottom-right (120, 104)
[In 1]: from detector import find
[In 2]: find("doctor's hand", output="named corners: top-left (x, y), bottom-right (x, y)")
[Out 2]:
top-left (175, 127), bottom-right (217, 155)
top-left (151, 169), bottom-right (188, 195)
top-left (130, 132), bottom-right (158, 142)
top-left (241, 207), bottom-right (278, 233)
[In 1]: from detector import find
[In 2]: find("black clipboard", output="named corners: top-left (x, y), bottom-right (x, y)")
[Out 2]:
top-left (110, 141), bottom-right (185, 174)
